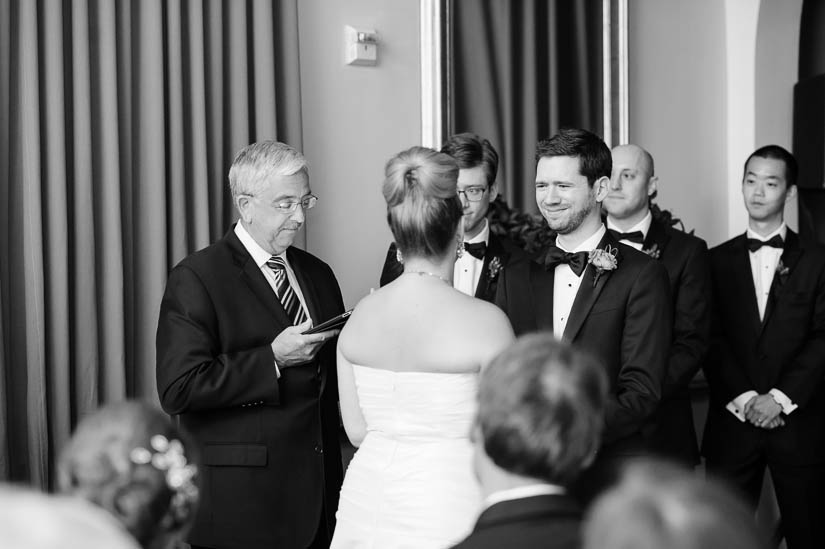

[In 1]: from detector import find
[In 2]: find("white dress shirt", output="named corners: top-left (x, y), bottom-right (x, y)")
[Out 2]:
top-left (726, 222), bottom-right (797, 421)
top-left (606, 210), bottom-right (652, 251)
top-left (235, 222), bottom-right (311, 377)
top-left (553, 225), bottom-right (607, 339)
top-left (454, 219), bottom-right (489, 297)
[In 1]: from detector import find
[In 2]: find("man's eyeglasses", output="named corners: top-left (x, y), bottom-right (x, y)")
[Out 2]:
top-left (249, 194), bottom-right (318, 213)
top-left (457, 186), bottom-right (488, 202)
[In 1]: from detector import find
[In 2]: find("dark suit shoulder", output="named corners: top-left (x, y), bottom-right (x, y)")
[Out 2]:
top-left (662, 224), bottom-right (707, 252)
top-left (710, 234), bottom-right (746, 256)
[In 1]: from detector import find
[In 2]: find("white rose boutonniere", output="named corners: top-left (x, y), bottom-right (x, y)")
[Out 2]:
top-left (487, 256), bottom-right (503, 281)
top-left (776, 259), bottom-right (790, 285)
top-left (588, 245), bottom-right (618, 287)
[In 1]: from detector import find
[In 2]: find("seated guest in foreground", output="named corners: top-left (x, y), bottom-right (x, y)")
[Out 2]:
top-left (0, 485), bottom-right (140, 549)
top-left (702, 145), bottom-right (825, 549)
top-left (380, 132), bottom-right (527, 303)
top-left (451, 334), bottom-right (607, 549)
top-left (57, 400), bottom-right (199, 549)
top-left (332, 146), bottom-right (515, 548)
top-left (582, 460), bottom-right (770, 549)
top-left (604, 144), bottom-right (710, 467)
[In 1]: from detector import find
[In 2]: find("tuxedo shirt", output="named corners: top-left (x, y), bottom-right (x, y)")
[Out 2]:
top-left (455, 220), bottom-right (490, 296)
top-left (606, 210), bottom-right (652, 251)
top-left (553, 225), bottom-right (606, 338)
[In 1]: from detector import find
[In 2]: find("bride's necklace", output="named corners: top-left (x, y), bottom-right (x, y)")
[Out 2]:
top-left (403, 270), bottom-right (451, 285)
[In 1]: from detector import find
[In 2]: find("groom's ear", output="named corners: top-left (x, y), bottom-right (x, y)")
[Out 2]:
top-left (594, 176), bottom-right (610, 203)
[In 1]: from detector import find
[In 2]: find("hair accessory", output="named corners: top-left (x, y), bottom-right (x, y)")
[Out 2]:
top-left (396, 247), bottom-right (404, 264)
top-left (130, 435), bottom-right (199, 522)
top-left (404, 169), bottom-right (417, 187)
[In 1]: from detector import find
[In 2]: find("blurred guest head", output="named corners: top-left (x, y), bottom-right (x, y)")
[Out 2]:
top-left (583, 459), bottom-right (770, 549)
top-left (535, 129), bottom-right (611, 240)
top-left (604, 144), bottom-right (658, 223)
top-left (441, 133), bottom-right (500, 239)
top-left (0, 485), bottom-right (140, 549)
top-left (741, 145), bottom-right (797, 229)
top-left (383, 145), bottom-right (462, 260)
top-left (230, 140), bottom-right (316, 256)
top-left (473, 334), bottom-right (607, 493)
top-left (58, 400), bottom-right (200, 549)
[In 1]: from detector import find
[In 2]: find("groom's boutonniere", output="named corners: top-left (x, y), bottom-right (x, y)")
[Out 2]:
top-left (487, 256), bottom-right (503, 281)
top-left (642, 243), bottom-right (661, 260)
top-left (588, 245), bottom-right (619, 287)
top-left (776, 259), bottom-right (790, 285)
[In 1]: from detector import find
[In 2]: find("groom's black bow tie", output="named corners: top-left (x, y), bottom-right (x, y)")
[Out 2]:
top-left (463, 241), bottom-right (487, 260)
top-left (543, 246), bottom-right (589, 277)
top-left (747, 235), bottom-right (784, 252)
top-left (608, 229), bottom-right (645, 244)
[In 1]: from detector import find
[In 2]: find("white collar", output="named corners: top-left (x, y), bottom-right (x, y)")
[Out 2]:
top-left (607, 210), bottom-right (652, 238)
top-left (484, 484), bottom-right (566, 508)
top-left (747, 222), bottom-right (787, 242)
top-left (557, 224), bottom-right (607, 253)
top-left (234, 222), bottom-right (285, 267)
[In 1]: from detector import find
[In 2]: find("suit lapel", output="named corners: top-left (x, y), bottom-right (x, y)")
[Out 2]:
top-left (474, 234), bottom-right (509, 302)
top-left (563, 233), bottom-right (620, 341)
top-left (642, 218), bottom-right (671, 260)
top-left (760, 230), bottom-right (802, 333)
top-left (730, 234), bottom-right (762, 335)
top-left (226, 228), bottom-right (292, 327)
top-left (287, 248), bottom-right (320, 325)
top-left (532, 260), bottom-right (556, 332)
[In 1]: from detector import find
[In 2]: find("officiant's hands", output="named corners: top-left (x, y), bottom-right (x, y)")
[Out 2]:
top-left (272, 320), bottom-right (340, 368)
top-left (744, 395), bottom-right (785, 429)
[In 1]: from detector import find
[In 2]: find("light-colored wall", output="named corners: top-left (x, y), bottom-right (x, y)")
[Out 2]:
top-left (298, 0), bottom-right (421, 308)
top-left (627, 0), bottom-right (728, 245)
top-left (629, 0), bottom-right (801, 247)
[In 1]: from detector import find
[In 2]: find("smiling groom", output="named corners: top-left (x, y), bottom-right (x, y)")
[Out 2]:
top-left (495, 129), bottom-right (671, 502)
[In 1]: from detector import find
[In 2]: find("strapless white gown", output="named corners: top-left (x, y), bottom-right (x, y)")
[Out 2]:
top-left (331, 365), bottom-right (481, 549)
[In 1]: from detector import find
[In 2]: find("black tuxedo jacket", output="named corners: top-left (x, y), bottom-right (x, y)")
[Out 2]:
top-left (640, 219), bottom-right (710, 465)
top-left (379, 233), bottom-right (527, 303)
top-left (702, 230), bottom-right (825, 465)
top-left (450, 494), bottom-right (582, 549)
top-left (156, 227), bottom-right (345, 549)
top-left (496, 231), bottom-right (671, 453)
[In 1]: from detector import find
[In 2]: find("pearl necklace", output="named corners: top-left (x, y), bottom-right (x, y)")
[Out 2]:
top-left (403, 270), bottom-right (451, 285)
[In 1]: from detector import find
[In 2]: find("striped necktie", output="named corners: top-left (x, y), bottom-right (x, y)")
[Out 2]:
top-left (265, 256), bottom-right (308, 325)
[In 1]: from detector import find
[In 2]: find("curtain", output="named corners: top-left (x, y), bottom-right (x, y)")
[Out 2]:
top-left (0, 0), bottom-right (303, 488)
top-left (449, 0), bottom-right (604, 213)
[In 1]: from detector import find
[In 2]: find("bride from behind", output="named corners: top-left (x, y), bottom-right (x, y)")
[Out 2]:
top-left (331, 146), bottom-right (515, 549)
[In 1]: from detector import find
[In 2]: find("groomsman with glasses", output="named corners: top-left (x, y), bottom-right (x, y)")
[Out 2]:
top-left (702, 145), bottom-right (825, 549)
top-left (380, 133), bottom-right (528, 303)
top-left (603, 144), bottom-right (711, 468)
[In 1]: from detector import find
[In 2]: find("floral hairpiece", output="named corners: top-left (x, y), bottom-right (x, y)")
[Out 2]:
top-left (130, 435), bottom-right (199, 523)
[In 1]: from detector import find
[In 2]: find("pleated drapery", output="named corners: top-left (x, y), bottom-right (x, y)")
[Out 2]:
top-left (449, 0), bottom-right (604, 213)
top-left (0, 0), bottom-right (303, 488)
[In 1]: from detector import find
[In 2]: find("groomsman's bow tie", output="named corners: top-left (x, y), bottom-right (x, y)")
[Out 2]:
top-left (543, 247), bottom-right (588, 277)
top-left (463, 241), bottom-right (487, 260)
top-left (608, 229), bottom-right (645, 244)
top-left (747, 235), bottom-right (784, 252)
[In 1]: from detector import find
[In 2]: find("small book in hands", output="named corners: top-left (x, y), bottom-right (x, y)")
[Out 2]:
top-left (303, 309), bottom-right (353, 335)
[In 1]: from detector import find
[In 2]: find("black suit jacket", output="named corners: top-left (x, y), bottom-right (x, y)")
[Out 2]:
top-left (496, 231), bottom-right (671, 454)
top-left (379, 233), bottom-right (527, 303)
top-left (702, 230), bottom-right (825, 466)
top-left (156, 227), bottom-right (345, 549)
top-left (451, 494), bottom-right (582, 549)
top-left (639, 219), bottom-right (710, 465)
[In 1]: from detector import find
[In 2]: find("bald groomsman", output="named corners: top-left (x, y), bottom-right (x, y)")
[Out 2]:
top-left (603, 144), bottom-right (710, 467)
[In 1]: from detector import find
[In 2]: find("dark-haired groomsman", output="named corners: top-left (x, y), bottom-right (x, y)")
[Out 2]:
top-left (496, 129), bottom-right (671, 502)
top-left (380, 133), bottom-right (527, 302)
top-left (603, 144), bottom-right (710, 467)
top-left (702, 145), bottom-right (825, 549)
